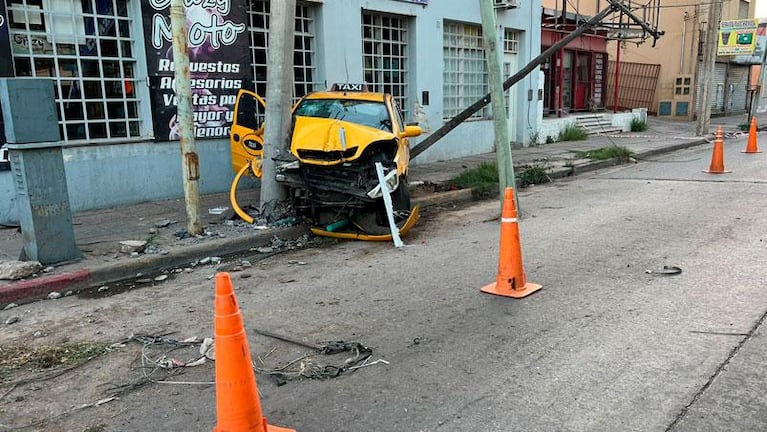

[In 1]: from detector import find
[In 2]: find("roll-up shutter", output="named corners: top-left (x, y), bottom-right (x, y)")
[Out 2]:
top-left (696, 62), bottom-right (727, 114)
top-left (726, 64), bottom-right (749, 114)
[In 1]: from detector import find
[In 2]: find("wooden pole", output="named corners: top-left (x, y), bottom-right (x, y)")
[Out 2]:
top-left (170, 0), bottom-right (202, 235)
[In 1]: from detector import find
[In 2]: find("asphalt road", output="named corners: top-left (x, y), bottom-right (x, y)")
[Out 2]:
top-left (1, 138), bottom-right (766, 432)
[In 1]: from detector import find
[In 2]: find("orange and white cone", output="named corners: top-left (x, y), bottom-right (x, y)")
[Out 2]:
top-left (213, 272), bottom-right (295, 432)
top-left (481, 188), bottom-right (542, 298)
top-left (742, 117), bottom-right (761, 153)
top-left (703, 127), bottom-right (731, 174)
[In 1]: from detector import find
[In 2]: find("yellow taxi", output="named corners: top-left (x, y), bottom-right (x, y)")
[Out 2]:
top-left (229, 84), bottom-right (422, 239)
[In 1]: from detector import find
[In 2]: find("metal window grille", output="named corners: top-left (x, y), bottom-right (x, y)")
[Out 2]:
top-left (443, 21), bottom-right (488, 119)
top-left (362, 11), bottom-right (409, 119)
top-left (7, 0), bottom-right (141, 141)
top-left (247, 0), bottom-right (317, 103)
top-left (503, 29), bottom-right (519, 54)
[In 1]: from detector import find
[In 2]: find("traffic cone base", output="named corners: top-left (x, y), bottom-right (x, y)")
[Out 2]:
top-left (481, 280), bottom-right (542, 298)
top-left (266, 425), bottom-right (296, 432)
top-left (480, 187), bottom-right (542, 299)
top-left (743, 118), bottom-right (761, 153)
top-left (704, 127), bottom-right (731, 174)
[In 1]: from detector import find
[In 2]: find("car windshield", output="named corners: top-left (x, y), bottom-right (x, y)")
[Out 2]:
top-left (294, 98), bottom-right (392, 132)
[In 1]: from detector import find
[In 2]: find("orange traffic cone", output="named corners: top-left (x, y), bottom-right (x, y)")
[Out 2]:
top-left (742, 117), bottom-right (761, 153)
top-left (481, 187), bottom-right (542, 298)
top-left (213, 272), bottom-right (295, 432)
top-left (703, 127), bottom-right (731, 174)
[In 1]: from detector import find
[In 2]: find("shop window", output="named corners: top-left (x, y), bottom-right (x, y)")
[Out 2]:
top-left (443, 21), bottom-right (489, 119)
top-left (247, 0), bottom-right (318, 103)
top-left (362, 11), bottom-right (409, 119)
top-left (7, 0), bottom-right (141, 141)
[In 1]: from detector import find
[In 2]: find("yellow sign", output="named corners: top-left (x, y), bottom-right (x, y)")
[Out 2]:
top-left (718, 19), bottom-right (758, 55)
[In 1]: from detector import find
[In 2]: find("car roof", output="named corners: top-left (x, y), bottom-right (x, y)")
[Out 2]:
top-left (304, 91), bottom-right (387, 102)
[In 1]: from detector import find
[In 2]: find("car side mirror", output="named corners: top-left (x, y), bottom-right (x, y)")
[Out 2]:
top-left (402, 125), bottom-right (422, 138)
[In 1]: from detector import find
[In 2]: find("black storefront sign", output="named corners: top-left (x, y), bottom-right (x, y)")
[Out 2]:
top-left (0, 0), bottom-right (11, 78)
top-left (140, 0), bottom-right (250, 141)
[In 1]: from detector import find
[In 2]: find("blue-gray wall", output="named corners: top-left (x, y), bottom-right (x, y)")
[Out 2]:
top-left (0, 0), bottom-right (541, 224)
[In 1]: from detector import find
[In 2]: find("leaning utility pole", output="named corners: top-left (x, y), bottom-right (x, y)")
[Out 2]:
top-left (696, 0), bottom-right (723, 136)
top-left (479, 0), bottom-right (516, 203)
top-left (260, 0), bottom-right (295, 219)
top-left (410, 0), bottom-right (663, 160)
top-left (170, 0), bottom-right (202, 235)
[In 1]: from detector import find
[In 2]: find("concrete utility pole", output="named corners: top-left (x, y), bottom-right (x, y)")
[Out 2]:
top-left (479, 0), bottom-right (516, 205)
top-left (696, 0), bottom-right (723, 136)
top-left (260, 0), bottom-right (295, 219)
top-left (170, 0), bottom-right (202, 235)
top-left (749, 39), bottom-right (767, 122)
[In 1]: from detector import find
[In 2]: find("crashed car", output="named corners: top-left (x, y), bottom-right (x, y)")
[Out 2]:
top-left (229, 84), bottom-right (422, 240)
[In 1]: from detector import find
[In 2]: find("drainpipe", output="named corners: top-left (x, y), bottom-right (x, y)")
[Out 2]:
top-left (681, 11), bottom-right (688, 74)
top-left (613, 39), bottom-right (621, 112)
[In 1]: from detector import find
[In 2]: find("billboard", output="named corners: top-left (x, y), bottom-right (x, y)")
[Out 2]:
top-left (140, 0), bottom-right (251, 141)
top-left (718, 19), bottom-right (758, 56)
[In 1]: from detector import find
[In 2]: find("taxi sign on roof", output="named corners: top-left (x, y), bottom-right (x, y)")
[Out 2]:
top-left (331, 83), bottom-right (368, 92)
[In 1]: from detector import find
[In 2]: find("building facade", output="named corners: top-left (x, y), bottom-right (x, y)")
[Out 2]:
top-left (609, 0), bottom-right (757, 118)
top-left (0, 0), bottom-right (542, 224)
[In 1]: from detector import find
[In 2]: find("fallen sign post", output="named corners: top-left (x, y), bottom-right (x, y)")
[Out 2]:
top-left (410, 0), bottom-right (663, 160)
top-left (375, 162), bottom-right (404, 248)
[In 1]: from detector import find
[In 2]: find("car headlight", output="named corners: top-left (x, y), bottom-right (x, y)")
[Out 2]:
top-left (366, 168), bottom-right (399, 199)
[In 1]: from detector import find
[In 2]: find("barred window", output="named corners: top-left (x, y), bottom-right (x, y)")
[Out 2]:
top-left (362, 11), bottom-right (409, 119)
top-left (8, 0), bottom-right (142, 141)
top-left (248, 0), bottom-right (317, 103)
top-left (443, 21), bottom-right (488, 119)
top-left (504, 29), bottom-right (519, 54)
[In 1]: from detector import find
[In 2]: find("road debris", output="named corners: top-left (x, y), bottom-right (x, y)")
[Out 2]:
top-left (252, 328), bottom-right (381, 385)
top-left (119, 240), bottom-right (147, 254)
top-left (645, 265), bottom-right (682, 276)
top-left (0, 260), bottom-right (42, 280)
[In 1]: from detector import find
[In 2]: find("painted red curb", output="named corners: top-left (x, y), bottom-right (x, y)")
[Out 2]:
top-left (0, 269), bottom-right (92, 305)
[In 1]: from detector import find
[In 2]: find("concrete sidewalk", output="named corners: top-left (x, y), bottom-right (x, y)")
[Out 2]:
top-left (0, 112), bottom-right (762, 306)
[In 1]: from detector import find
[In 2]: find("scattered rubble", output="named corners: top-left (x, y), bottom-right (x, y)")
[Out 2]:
top-left (0, 260), bottom-right (43, 280)
top-left (5, 316), bottom-right (19, 325)
top-left (47, 291), bottom-right (62, 300)
top-left (119, 240), bottom-right (147, 254)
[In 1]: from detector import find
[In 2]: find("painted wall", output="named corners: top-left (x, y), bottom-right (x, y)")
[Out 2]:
top-left (0, 139), bottom-right (238, 224)
top-left (1, 0), bottom-right (542, 223)
top-left (319, 0), bottom-right (542, 163)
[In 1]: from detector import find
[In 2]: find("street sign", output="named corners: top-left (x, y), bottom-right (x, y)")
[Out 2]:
top-left (718, 19), bottom-right (758, 56)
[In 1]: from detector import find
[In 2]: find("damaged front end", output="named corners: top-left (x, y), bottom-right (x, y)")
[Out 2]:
top-left (228, 88), bottom-right (421, 239)
top-left (277, 137), bottom-right (415, 237)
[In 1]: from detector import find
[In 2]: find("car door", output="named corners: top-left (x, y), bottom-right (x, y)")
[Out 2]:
top-left (230, 90), bottom-right (266, 177)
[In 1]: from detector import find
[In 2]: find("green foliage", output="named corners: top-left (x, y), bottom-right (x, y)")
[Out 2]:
top-left (546, 135), bottom-right (556, 144)
top-left (529, 131), bottom-right (540, 146)
top-left (518, 166), bottom-right (551, 187)
top-left (559, 124), bottom-right (588, 141)
top-left (573, 146), bottom-right (634, 162)
top-left (737, 123), bottom-right (750, 131)
top-left (1, 342), bottom-right (110, 382)
top-left (630, 118), bottom-right (648, 132)
top-left (449, 162), bottom-right (498, 190)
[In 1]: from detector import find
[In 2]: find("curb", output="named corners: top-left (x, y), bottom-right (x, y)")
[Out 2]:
top-left (0, 225), bottom-right (308, 307)
top-left (0, 138), bottom-right (714, 308)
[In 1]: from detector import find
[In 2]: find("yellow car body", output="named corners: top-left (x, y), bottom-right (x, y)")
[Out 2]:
top-left (229, 86), bottom-right (421, 236)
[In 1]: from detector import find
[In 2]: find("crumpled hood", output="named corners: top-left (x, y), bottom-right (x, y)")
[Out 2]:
top-left (290, 116), bottom-right (396, 157)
